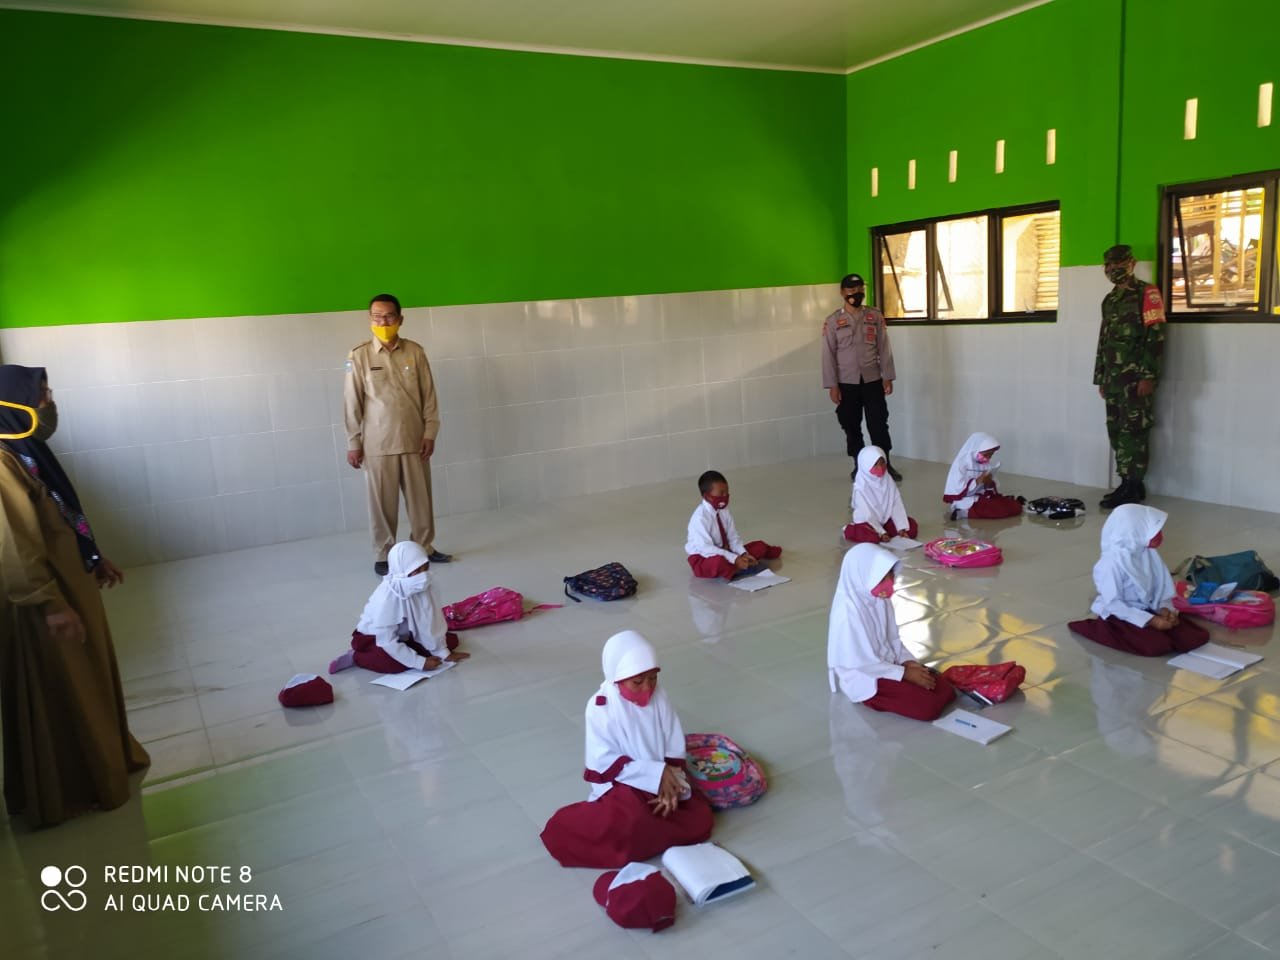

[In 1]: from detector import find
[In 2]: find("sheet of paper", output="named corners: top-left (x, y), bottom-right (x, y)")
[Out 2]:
top-left (727, 569), bottom-right (791, 592)
top-left (370, 660), bottom-right (457, 690)
top-left (931, 708), bottom-right (1012, 745)
top-left (886, 536), bottom-right (922, 551)
top-left (1209, 582), bottom-right (1239, 602)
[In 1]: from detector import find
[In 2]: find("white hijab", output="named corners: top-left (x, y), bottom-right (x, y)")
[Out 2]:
top-left (586, 630), bottom-right (685, 793)
top-left (1096, 504), bottom-right (1174, 610)
top-left (356, 541), bottom-right (446, 645)
top-left (852, 445), bottom-right (909, 531)
top-left (944, 431), bottom-right (1001, 497)
top-left (827, 544), bottom-right (911, 701)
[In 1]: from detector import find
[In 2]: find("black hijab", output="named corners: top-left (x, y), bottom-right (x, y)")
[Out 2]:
top-left (0, 364), bottom-right (101, 571)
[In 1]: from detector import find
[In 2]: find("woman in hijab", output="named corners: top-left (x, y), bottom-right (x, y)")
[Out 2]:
top-left (541, 630), bottom-right (713, 868)
top-left (330, 540), bottom-right (469, 674)
top-left (1068, 504), bottom-right (1208, 656)
top-left (828, 543), bottom-right (954, 721)
top-left (943, 431), bottom-right (1022, 519)
top-left (844, 445), bottom-right (918, 543)
top-left (0, 364), bottom-right (149, 827)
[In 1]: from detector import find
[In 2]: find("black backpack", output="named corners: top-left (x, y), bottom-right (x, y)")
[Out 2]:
top-left (1025, 496), bottom-right (1086, 520)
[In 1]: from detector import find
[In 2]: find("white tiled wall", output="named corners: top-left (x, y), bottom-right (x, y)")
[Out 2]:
top-left (0, 285), bottom-right (844, 565)
top-left (884, 263), bottom-right (1280, 512)
top-left (6, 271), bottom-right (1267, 565)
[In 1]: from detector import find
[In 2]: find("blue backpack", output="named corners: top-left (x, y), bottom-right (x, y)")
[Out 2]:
top-left (1178, 551), bottom-right (1279, 594)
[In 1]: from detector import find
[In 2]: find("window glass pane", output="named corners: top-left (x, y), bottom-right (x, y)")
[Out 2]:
top-left (935, 215), bottom-right (989, 318)
top-left (878, 229), bottom-right (927, 318)
top-left (1170, 186), bottom-right (1265, 312)
top-left (1001, 209), bottom-right (1060, 313)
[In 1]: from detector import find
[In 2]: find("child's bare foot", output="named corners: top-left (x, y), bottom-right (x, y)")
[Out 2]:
top-left (446, 651), bottom-right (471, 662)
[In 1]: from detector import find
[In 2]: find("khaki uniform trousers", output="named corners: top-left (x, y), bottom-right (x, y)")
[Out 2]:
top-left (364, 453), bottom-right (434, 561)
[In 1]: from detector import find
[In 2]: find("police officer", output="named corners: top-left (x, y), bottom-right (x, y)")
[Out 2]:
top-left (1094, 244), bottom-right (1166, 510)
top-left (344, 294), bottom-right (451, 575)
top-left (822, 273), bottom-right (901, 481)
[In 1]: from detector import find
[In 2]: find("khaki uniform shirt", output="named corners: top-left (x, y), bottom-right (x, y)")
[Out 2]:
top-left (343, 338), bottom-right (440, 457)
top-left (821, 306), bottom-right (895, 388)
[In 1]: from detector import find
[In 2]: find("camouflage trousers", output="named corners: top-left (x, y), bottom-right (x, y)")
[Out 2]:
top-left (1104, 390), bottom-right (1154, 480)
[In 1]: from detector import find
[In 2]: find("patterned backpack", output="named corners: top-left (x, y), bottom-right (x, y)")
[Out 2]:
top-left (924, 537), bottom-right (1003, 568)
top-left (684, 733), bottom-right (768, 810)
top-left (564, 562), bottom-right (638, 602)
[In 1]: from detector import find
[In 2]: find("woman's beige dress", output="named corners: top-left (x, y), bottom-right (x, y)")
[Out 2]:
top-left (0, 448), bottom-right (149, 827)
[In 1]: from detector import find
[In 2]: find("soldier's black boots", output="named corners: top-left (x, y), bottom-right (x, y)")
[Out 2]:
top-left (1100, 477), bottom-right (1147, 510)
top-left (886, 461), bottom-right (903, 482)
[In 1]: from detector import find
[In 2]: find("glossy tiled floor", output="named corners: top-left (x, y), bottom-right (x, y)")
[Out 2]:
top-left (5, 455), bottom-right (1280, 960)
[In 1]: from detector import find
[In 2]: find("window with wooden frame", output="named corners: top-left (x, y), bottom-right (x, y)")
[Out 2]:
top-left (874, 202), bottom-right (1060, 323)
top-left (1160, 171), bottom-right (1279, 321)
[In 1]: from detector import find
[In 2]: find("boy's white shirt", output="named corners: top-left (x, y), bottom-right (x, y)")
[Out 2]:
top-left (685, 499), bottom-right (745, 561)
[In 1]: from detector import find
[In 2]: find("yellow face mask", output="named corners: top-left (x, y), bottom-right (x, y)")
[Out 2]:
top-left (371, 323), bottom-right (401, 344)
top-left (0, 400), bottom-right (38, 440)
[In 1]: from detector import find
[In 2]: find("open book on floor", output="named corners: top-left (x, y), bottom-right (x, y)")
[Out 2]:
top-left (1168, 643), bottom-right (1263, 680)
top-left (931, 708), bottom-right (1012, 745)
top-left (661, 843), bottom-right (755, 906)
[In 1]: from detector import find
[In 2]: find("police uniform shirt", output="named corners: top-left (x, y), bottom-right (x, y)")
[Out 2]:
top-left (343, 338), bottom-right (440, 457)
top-left (821, 306), bottom-right (896, 388)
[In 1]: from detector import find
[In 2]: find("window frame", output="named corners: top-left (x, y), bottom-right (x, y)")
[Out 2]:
top-left (1158, 170), bottom-right (1280, 323)
top-left (872, 201), bottom-right (1061, 325)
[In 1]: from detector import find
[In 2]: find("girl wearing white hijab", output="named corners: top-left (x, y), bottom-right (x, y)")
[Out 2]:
top-left (1068, 504), bottom-right (1208, 656)
top-left (844, 445), bottom-right (918, 543)
top-left (330, 541), bottom-right (470, 674)
top-left (943, 431), bottom-right (1022, 519)
top-left (541, 630), bottom-right (714, 868)
top-left (828, 544), bottom-right (955, 721)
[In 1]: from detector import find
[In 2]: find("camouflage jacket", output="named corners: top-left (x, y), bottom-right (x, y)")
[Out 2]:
top-left (1094, 280), bottom-right (1166, 392)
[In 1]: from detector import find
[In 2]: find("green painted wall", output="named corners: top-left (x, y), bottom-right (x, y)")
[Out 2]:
top-left (0, 11), bottom-right (845, 328)
top-left (846, 0), bottom-right (1122, 275)
top-left (1117, 0), bottom-right (1280, 262)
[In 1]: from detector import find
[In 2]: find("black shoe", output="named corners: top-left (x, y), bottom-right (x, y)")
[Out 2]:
top-left (428, 550), bottom-right (453, 563)
top-left (1109, 478), bottom-right (1145, 508)
top-left (1099, 481), bottom-right (1125, 510)
top-left (1131, 479), bottom-right (1147, 502)
top-left (374, 561), bottom-right (389, 576)
top-left (886, 462), bottom-right (903, 482)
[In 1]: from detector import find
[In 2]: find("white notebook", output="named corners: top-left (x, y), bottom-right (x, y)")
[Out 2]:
top-left (1168, 643), bottom-right (1263, 679)
top-left (369, 660), bottom-right (457, 690)
top-left (661, 843), bottom-right (756, 905)
top-left (932, 708), bottom-right (1012, 745)
top-left (728, 569), bottom-right (791, 592)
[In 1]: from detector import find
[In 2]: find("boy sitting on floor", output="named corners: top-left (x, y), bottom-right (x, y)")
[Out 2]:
top-left (684, 470), bottom-right (782, 581)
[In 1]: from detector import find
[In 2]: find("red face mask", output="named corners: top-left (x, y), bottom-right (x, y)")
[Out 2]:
top-left (1148, 531), bottom-right (1163, 549)
top-left (871, 575), bottom-right (895, 599)
top-left (617, 681), bottom-right (655, 708)
top-left (975, 452), bottom-right (992, 464)
top-left (706, 494), bottom-right (729, 510)
top-left (870, 464), bottom-right (887, 478)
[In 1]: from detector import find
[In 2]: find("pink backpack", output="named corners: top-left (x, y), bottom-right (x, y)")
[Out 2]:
top-left (924, 537), bottom-right (1003, 568)
top-left (1172, 580), bottom-right (1275, 629)
top-left (684, 733), bottom-right (767, 810)
top-left (443, 587), bottom-right (559, 631)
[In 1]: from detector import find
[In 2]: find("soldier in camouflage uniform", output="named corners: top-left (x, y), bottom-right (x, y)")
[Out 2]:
top-left (1094, 244), bottom-right (1166, 509)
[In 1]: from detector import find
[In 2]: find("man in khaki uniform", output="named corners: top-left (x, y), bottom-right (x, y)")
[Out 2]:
top-left (344, 293), bottom-right (451, 575)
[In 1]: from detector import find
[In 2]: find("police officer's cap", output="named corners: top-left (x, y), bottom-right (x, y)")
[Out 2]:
top-left (1103, 244), bottom-right (1134, 263)
top-left (840, 273), bottom-right (866, 288)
